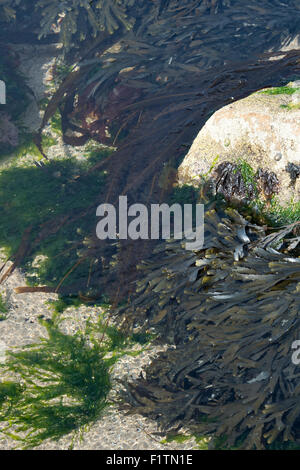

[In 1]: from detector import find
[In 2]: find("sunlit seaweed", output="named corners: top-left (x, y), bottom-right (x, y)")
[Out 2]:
top-left (0, 317), bottom-right (111, 448)
top-left (0, 311), bottom-right (151, 449)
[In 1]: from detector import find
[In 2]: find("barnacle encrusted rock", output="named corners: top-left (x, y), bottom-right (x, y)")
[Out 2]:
top-left (178, 84), bottom-right (300, 205)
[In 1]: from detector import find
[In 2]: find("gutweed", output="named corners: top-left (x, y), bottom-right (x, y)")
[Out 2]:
top-left (0, 312), bottom-right (152, 449)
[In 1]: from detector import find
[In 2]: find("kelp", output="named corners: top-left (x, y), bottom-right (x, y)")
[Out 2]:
top-left (36, 0), bottom-right (138, 50)
top-left (1, 1), bottom-right (300, 450)
top-left (118, 192), bottom-right (300, 449)
top-left (27, 46), bottom-right (300, 301)
top-left (36, 0), bottom-right (300, 211)
top-left (2, 4), bottom-right (300, 290)
top-left (0, 1), bottom-right (300, 304)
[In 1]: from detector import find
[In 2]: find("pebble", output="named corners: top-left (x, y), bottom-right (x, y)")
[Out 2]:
top-left (274, 152), bottom-right (282, 161)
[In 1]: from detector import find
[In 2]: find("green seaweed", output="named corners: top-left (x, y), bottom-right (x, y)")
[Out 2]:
top-left (169, 184), bottom-right (200, 207)
top-left (161, 433), bottom-right (193, 445)
top-left (47, 296), bottom-right (84, 314)
top-left (235, 159), bottom-right (256, 187)
top-left (0, 317), bottom-right (112, 449)
top-left (97, 323), bottom-right (155, 350)
top-left (160, 432), bottom-right (210, 449)
top-left (0, 147), bottom-right (112, 289)
top-left (260, 86), bottom-right (300, 95)
top-left (0, 310), bottom-right (149, 449)
top-left (0, 294), bottom-right (8, 321)
top-left (279, 103), bottom-right (300, 111)
top-left (0, 132), bottom-right (58, 162)
top-left (263, 198), bottom-right (300, 226)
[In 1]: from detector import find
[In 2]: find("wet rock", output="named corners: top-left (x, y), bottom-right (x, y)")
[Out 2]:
top-left (292, 90), bottom-right (300, 104)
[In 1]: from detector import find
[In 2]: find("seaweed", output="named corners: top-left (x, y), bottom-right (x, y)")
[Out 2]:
top-left (212, 161), bottom-right (280, 204)
top-left (256, 168), bottom-right (279, 201)
top-left (260, 86), bottom-right (300, 95)
top-left (0, 294), bottom-right (7, 321)
top-left (119, 192), bottom-right (300, 449)
top-left (36, 0), bottom-right (138, 50)
top-left (0, 317), bottom-right (112, 448)
top-left (286, 162), bottom-right (300, 186)
top-left (25, 1), bottom-right (300, 301)
top-left (0, 310), bottom-right (150, 449)
top-left (0, 0), bottom-right (19, 23)
top-left (0, 147), bottom-right (111, 293)
top-left (213, 161), bottom-right (257, 203)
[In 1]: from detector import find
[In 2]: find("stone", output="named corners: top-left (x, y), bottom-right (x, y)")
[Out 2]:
top-left (178, 86), bottom-right (300, 205)
top-left (0, 340), bottom-right (6, 363)
top-left (289, 80), bottom-right (300, 88)
top-left (291, 90), bottom-right (300, 105)
top-left (0, 112), bottom-right (19, 147)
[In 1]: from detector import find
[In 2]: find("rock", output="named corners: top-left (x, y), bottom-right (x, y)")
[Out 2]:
top-left (178, 86), bottom-right (300, 205)
top-left (292, 90), bottom-right (300, 105)
top-left (0, 112), bottom-right (19, 147)
top-left (0, 340), bottom-right (6, 363)
top-left (289, 80), bottom-right (300, 88)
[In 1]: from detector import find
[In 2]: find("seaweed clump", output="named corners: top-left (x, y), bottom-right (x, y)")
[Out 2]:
top-left (212, 161), bottom-right (279, 205)
top-left (256, 168), bottom-right (279, 201)
top-left (213, 161), bottom-right (257, 203)
top-left (119, 194), bottom-right (300, 449)
top-left (286, 162), bottom-right (300, 186)
top-left (0, 317), bottom-right (112, 448)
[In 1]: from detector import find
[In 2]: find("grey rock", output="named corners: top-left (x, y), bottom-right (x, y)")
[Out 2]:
top-left (178, 86), bottom-right (300, 205)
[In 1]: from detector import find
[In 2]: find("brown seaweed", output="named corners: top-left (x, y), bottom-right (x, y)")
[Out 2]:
top-left (256, 168), bottom-right (280, 200)
top-left (213, 161), bottom-right (257, 203)
top-left (118, 196), bottom-right (300, 449)
top-left (286, 163), bottom-right (300, 186)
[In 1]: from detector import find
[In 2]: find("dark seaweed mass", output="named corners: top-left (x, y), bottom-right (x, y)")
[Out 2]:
top-left (213, 162), bottom-right (257, 203)
top-left (256, 168), bottom-right (280, 200)
top-left (286, 163), bottom-right (300, 186)
top-left (212, 162), bottom-right (279, 204)
top-left (120, 197), bottom-right (300, 449)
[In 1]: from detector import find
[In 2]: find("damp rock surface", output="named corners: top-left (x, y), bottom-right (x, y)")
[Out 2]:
top-left (178, 85), bottom-right (300, 205)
